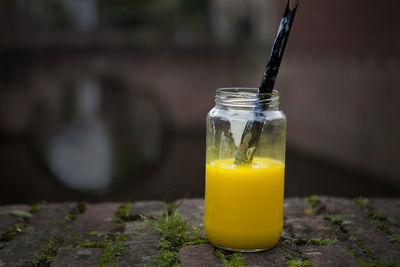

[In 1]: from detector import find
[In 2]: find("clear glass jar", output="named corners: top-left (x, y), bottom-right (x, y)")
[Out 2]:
top-left (204, 88), bottom-right (286, 252)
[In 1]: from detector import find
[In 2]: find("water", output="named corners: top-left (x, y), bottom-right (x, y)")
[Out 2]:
top-left (1, 51), bottom-right (399, 204)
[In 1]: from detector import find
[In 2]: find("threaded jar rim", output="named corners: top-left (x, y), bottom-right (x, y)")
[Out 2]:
top-left (215, 88), bottom-right (279, 109)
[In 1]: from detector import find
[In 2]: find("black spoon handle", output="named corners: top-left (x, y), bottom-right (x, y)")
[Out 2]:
top-left (234, 0), bottom-right (299, 165)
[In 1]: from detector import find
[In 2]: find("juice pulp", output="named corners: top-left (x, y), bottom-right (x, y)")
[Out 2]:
top-left (204, 158), bottom-right (285, 251)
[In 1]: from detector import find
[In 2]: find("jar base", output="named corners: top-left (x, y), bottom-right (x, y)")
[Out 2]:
top-left (210, 243), bottom-right (275, 253)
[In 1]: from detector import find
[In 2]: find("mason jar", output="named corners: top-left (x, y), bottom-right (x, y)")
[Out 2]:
top-left (204, 88), bottom-right (286, 252)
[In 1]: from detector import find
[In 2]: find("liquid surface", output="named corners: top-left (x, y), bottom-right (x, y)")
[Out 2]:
top-left (204, 158), bottom-right (285, 250)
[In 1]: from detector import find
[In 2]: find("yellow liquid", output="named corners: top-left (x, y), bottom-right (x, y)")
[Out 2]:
top-left (204, 158), bottom-right (285, 251)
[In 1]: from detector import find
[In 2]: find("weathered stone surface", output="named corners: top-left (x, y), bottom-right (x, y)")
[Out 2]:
top-left (50, 248), bottom-right (102, 267)
top-left (244, 246), bottom-right (287, 267)
top-left (116, 221), bottom-right (160, 266)
top-left (0, 203), bottom-right (74, 266)
top-left (283, 198), bottom-right (310, 218)
top-left (177, 198), bottom-right (204, 227)
top-left (319, 197), bottom-right (400, 263)
top-left (319, 197), bottom-right (364, 216)
top-left (31, 203), bottom-right (75, 226)
top-left (0, 205), bottom-right (29, 234)
top-left (61, 202), bottom-right (120, 245)
top-left (0, 205), bottom-right (30, 214)
top-left (286, 217), bottom-right (340, 240)
top-left (369, 198), bottom-right (400, 224)
top-left (345, 216), bottom-right (400, 262)
top-left (179, 244), bottom-right (224, 267)
top-left (131, 201), bottom-right (165, 218)
top-left (304, 245), bottom-right (359, 267)
top-left (0, 198), bottom-right (399, 266)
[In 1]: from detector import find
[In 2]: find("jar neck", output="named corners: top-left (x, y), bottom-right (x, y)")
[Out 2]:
top-left (215, 88), bottom-right (280, 110)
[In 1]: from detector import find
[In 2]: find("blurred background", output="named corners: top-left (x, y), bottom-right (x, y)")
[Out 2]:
top-left (1, 0), bottom-right (399, 204)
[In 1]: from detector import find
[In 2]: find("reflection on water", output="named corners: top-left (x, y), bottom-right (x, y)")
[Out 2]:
top-left (63, 0), bottom-right (99, 31)
top-left (47, 77), bottom-right (112, 191)
top-left (31, 70), bottom-right (169, 194)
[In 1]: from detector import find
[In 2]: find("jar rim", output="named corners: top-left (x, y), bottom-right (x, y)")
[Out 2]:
top-left (215, 88), bottom-right (279, 108)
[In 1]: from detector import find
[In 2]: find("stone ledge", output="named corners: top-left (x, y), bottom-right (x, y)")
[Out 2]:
top-left (0, 197), bottom-right (399, 266)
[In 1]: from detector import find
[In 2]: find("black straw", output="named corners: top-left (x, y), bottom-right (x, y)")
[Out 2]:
top-left (234, 0), bottom-right (299, 165)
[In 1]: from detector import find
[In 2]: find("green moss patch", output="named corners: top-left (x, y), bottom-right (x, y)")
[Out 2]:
top-left (9, 210), bottom-right (32, 219)
top-left (293, 238), bottom-right (337, 246)
top-left (73, 233), bottom-right (127, 267)
top-left (354, 197), bottom-right (369, 209)
top-left (388, 234), bottom-right (400, 243)
top-left (280, 225), bottom-right (312, 267)
top-left (349, 236), bottom-right (376, 260)
top-left (97, 234), bottom-right (127, 267)
top-left (322, 215), bottom-right (349, 233)
top-left (214, 249), bottom-right (246, 267)
top-left (29, 203), bottom-right (42, 213)
top-left (0, 223), bottom-right (27, 241)
top-left (142, 202), bottom-right (208, 266)
top-left (28, 237), bottom-right (58, 266)
top-left (353, 197), bottom-right (399, 244)
top-left (286, 259), bottom-right (312, 267)
top-left (305, 195), bottom-right (321, 207)
top-left (67, 202), bottom-right (87, 221)
top-left (114, 202), bottom-right (133, 223)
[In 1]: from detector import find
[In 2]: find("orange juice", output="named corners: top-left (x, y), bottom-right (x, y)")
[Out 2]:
top-left (204, 158), bottom-right (284, 251)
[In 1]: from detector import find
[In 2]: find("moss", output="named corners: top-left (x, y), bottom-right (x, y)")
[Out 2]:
top-left (348, 236), bottom-right (376, 260)
top-left (284, 223), bottom-right (295, 237)
top-left (293, 238), bottom-right (337, 246)
top-left (143, 202), bottom-right (208, 266)
top-left (229, 253), bottom-right (246, 267)
top-left (73, 233), bottom-right (127, 267)
top-left (9, 210), bottom-right (32, 219)
top-left (114, 202), bottom-right (133, 223)
top-left (214, 249), bottom-right (246, 267)
top-left (368, 209), bottom-right (388, 221)
top-left (323, 215), bottom-right (342, 225)
top-left (0, 223), bottom-right (27, 241)
top-left (280, 225), bottom-right (311, 267)
top-left (388, 217), bottom-right (397, 225)
top-left (370, 220), bottom-right (394, 235)
top-left (28, 237), bottom-right (58, 266)
top-left (354, 197), bottom-right (369, 209)
top-left (388, 234), bottom-right (400, 244)
top-left (308, 238), bottom-right (337, 246)
top-left (75, 241), bottom-right (108, 249)
top-left (214, 249), bottom-right (226, 261)
top-left (354, 196), bottom-right (397, 226)
top-left (287, 259), bottom-right (312, 267)
top-left (97, 234), bottom-right (127, 267)
top-left (354, 197), bottom-right (399, 243)
top-left (293, 238), bottom-right (307, 246)
top-left (284, 252), bottom-right (294, 260)
top-left (280, 239), bottom-right (296, 261)
top-left (29, 203), bottom-right (42, 213)
top-left (154, 250), bottom-right (179, 267)
top-left (347, 248), bottom-right (370, 267)
top-left (305, 195), bottom-right (321, 207)
top-left (347, 248), bottom-right (400, 267)
top-left (322, 215), bottom-right (349, 233)
top-left (67, 202), bottom-right (87, 221)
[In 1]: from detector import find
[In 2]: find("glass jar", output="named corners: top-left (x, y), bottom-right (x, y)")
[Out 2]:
top-left (204, 88), bottom-right (286, 252)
